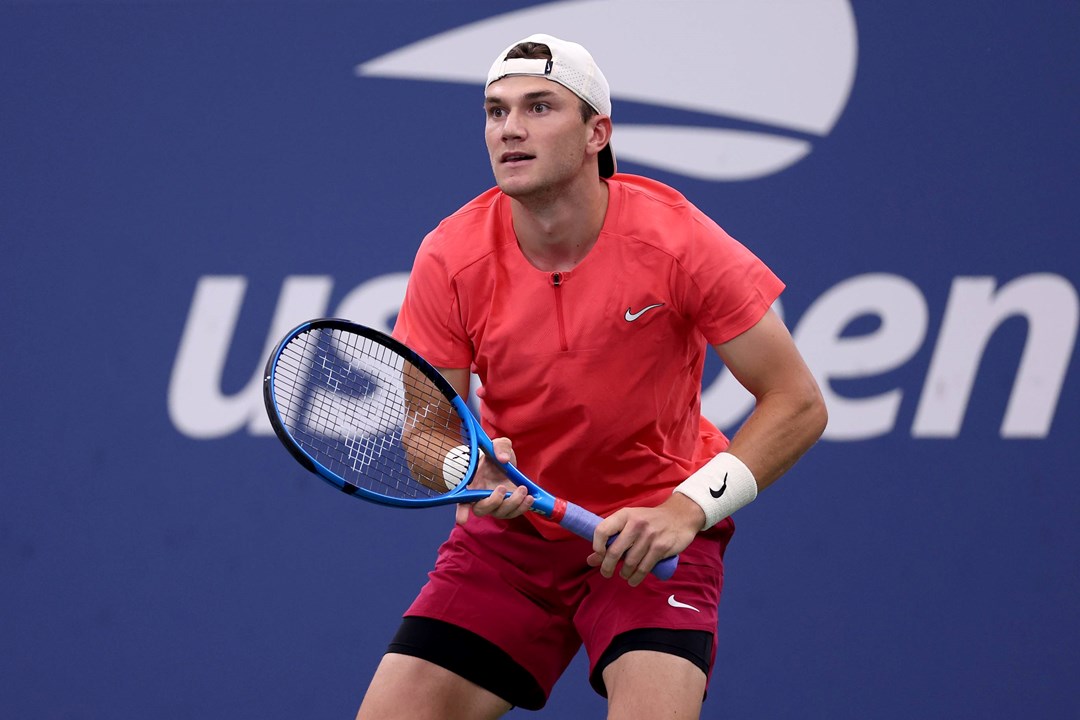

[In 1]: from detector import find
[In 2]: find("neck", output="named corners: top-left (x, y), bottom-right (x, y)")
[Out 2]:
top-left (509, 177), bottom-right (609, 272)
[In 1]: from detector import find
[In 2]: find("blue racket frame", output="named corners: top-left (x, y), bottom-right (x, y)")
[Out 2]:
top-left (263, 318), bottom-right (677, 580)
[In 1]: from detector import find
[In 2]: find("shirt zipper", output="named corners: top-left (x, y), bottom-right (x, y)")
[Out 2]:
top-left (551, 272), bottom-right (568, 351)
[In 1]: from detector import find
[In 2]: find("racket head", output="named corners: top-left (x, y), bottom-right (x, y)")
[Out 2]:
top-left (263, 318), bottom-right (492, 507)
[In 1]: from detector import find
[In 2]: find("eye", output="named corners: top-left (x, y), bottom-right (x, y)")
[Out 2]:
top-left (487, 106), bottom-right (505, 119)
top-left (531, 103), bottom-right (549, 114)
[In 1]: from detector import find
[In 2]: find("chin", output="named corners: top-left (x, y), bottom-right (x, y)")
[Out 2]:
top-left (495, 174), bottom-right (540, 199)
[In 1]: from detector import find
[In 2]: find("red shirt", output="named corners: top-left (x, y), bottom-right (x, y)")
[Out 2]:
top-left (394, 174), bottom-right (784, 537)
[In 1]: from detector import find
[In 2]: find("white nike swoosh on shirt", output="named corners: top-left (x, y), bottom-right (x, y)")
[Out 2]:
top-left (624, 303), bottom-right (665, 322)
top-left (667, 594), bottom-right (700, 612)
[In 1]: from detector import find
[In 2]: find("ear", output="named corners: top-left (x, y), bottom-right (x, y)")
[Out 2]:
top-left (586, 115), bottom-right (613, 158)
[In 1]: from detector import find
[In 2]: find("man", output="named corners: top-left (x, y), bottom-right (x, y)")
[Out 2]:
top-left (357, 33), bottom-right (827, 720)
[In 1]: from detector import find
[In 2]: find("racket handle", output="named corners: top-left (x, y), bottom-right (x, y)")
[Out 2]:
top-left (559, 503), bottom-right (680, 581)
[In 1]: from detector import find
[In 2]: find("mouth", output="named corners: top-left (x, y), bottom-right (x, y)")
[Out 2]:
top-left (500, 151), bottom-right (535, 166)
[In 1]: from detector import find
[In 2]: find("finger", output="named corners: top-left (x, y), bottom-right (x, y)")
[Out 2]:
top-left (491, 437), bottom-right (515, 464)
top-left (455, 502), bottom-right (473, 526)
top-left (619, 544), bottom-right (657, 586)
top-left (472, 484), bottom-right (529, 517)
top-left (470, 485), bottom-right (507, 517)
top-left (490, 485), bottom-right (533, 519)
top-left (592, 511), bottom-right (626, 556)
top-left (619, 544), bottom-right (646, 580)
top-left (599, 549), bottom-right (621, 578)
top-left (624, 561), bottom-right (652, 587)
top-left (600, 533), bottom-right (634, 579)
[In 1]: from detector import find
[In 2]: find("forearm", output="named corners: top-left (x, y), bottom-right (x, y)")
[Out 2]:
top-left (402, 428), bottom-right (468, 491)
top-left (725, 383), bottom-right (827, 491)
top-left (401, 365), bottom-right (473, 490)
top-left (672, 384), bottom-right (826, 531)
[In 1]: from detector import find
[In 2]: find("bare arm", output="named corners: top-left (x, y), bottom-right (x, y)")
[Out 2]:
top-left (714, 308), bottom-right (828, 491)
top-left (592, 309), bottom-right (827, 584)
top-left (434, 367), bottom-right (471, 401)
top-left (399, 363), bottom-right (470, 491)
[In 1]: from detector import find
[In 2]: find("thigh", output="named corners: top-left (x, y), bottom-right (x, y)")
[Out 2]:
top-left (575, 520), bottom-right (733, 691)
top-left (403, 516), bottom-right (590, 706)
top-left (602, 650), bottom-right (707, 720)
top-left (386, 617), bottom-right (548, 711)
top-left (356, 652), bottom-right (511, 720)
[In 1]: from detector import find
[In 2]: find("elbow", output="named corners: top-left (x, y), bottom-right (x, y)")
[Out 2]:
top-left (799, 381), bottom-right (829, 445)
top-left (809, 393), bottom-right (829, 443)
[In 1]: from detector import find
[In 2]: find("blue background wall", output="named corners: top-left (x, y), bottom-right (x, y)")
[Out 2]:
top-left (2, 2), bottom-right (1078, 718)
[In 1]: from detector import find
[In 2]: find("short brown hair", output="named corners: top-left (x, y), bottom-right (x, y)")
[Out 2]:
top-left (504, 42), bottom-right (598, 123)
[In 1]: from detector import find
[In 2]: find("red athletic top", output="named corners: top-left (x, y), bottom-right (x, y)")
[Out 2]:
top-left (394, 174), bottom-right (784, 538)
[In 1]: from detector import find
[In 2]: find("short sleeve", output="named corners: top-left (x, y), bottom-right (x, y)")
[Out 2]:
top-left (392, 232), bottom-right (474, 369)
top-left (681, 214), bottom-right (785, 345)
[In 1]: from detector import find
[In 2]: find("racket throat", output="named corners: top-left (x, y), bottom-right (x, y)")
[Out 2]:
top-left (532, 496), bottom-right (567, 522)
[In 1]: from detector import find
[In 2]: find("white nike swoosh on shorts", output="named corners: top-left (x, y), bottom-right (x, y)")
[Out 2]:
top-left (667, 594), bottom-right (700, 612)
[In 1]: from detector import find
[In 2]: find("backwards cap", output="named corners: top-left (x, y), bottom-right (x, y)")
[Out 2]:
top-left (486, 33), bottom-right (616, 178)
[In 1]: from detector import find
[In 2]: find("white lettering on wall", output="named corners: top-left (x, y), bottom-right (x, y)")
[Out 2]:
top-left (913, 274), bottom-right (1078, 438)
top-left (169, 272), bottom-right (1076, 441)
top-left (167, 274), bottom-right (410, 439)
top-left (796, 274), bottom-right (929, 440)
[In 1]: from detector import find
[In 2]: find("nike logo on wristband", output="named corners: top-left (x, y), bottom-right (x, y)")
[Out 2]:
top-left (624, 303), bottom-right (664, 322)
top-left (667, 595), bottom-right (700, 612)
top-left (709, 473), bottom-right (728, 498)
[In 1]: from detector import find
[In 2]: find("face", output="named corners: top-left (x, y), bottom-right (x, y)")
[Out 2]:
top-left (484, 75), bottom-right (604, 199)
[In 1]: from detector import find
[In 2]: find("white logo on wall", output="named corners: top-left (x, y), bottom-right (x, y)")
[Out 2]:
top-left (166, 1), bottom-right (1077, 442)
top-left (355, 0), bottom-right (858, 181)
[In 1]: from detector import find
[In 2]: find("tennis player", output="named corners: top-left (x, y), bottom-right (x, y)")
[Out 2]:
top-left (356, 34), bottom-right (827, 719)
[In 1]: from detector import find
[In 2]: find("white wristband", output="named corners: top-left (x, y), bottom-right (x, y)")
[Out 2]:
top-left (441, 444), bottom-right (471, 490)
top-left (674, 452), bottom-right (758, 530)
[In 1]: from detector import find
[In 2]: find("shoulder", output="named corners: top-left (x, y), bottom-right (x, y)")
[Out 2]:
top-left (416, 187), bottom-right (508, 272)
top-left (613, 173), bottom-right (696, 210)
top-left (607, 174), bottom-right (735, 254)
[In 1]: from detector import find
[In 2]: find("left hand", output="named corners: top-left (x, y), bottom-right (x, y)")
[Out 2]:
top-left (454, 438), bottom-right (534, 525)
top-left (587, 493), bottom-right (705, 586)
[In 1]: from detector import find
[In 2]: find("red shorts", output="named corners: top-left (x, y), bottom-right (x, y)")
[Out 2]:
top-left (404, 512), bottom-right (734, 700)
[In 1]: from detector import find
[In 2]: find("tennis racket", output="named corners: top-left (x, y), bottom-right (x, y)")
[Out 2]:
top-left (263, 318), bottom-right (678, 581)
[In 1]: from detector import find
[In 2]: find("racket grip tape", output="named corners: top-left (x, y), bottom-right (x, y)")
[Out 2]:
top-left (558, 502), bottom-right (679, 581)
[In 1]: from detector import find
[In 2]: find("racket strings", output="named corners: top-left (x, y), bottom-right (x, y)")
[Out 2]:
top-left (272, 328), bottom-right (470, 498)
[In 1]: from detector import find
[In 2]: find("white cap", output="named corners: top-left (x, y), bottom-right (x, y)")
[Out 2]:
top-left (486, 33), bottom-right (616, 178)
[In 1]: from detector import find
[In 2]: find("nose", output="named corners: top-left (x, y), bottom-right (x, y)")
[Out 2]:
top-left (501, 109), bottom-right (526, 141)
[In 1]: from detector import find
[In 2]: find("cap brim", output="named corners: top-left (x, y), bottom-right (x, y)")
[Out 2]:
top-left (599, 143), bottom-right (616, 178)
